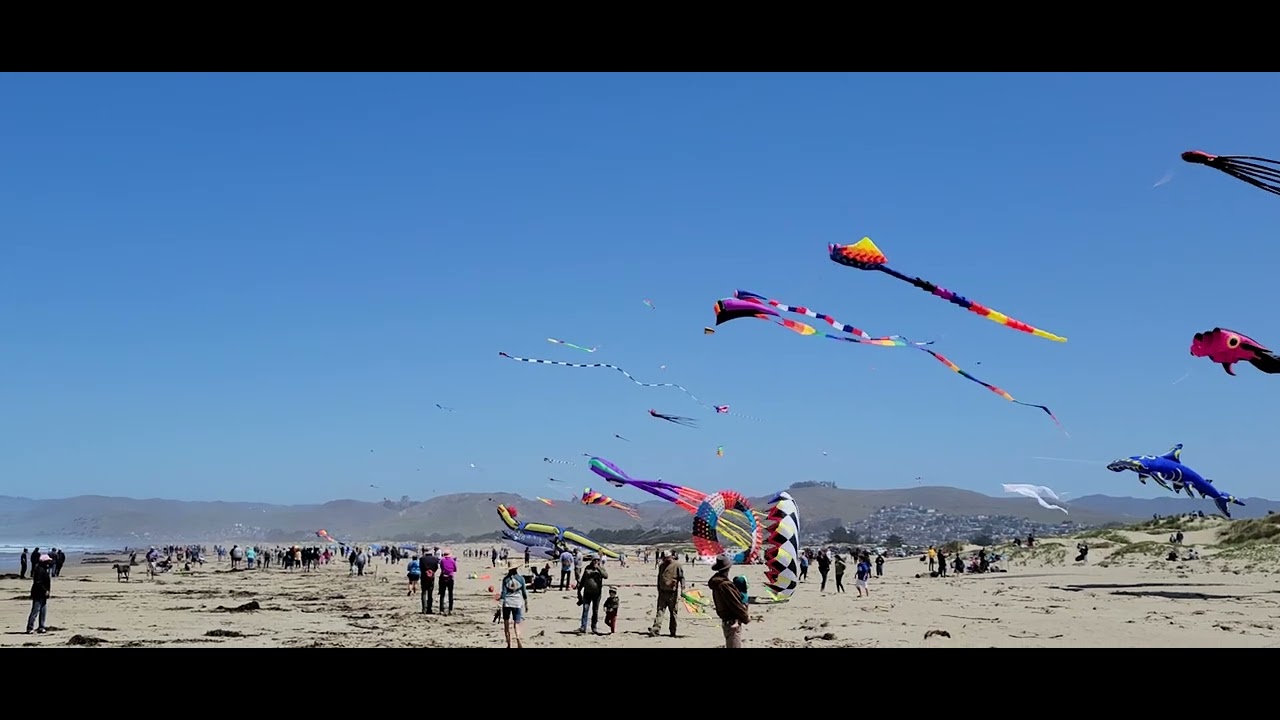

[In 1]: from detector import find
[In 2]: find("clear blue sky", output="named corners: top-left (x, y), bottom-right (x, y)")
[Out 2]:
top-left (3, 72), bottom-right (1277, 505)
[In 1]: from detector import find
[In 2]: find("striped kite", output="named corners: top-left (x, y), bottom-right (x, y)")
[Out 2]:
top-left (581, 487), bottom-right (640, 519)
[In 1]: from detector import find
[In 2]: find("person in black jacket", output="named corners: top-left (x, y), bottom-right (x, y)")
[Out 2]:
top-left (419, 551), bottom-right (440, 614)
top-left (19, 549), bottom-right (28, 580)
top-left (27, 554), bottom-right (52, 634)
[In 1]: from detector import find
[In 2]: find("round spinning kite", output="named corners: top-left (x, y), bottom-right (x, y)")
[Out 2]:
top-left (692, 491), bottom-right (762, 564)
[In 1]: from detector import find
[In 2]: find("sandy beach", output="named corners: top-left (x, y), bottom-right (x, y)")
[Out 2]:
top-left (5, 520), bottom-right (1280, 648)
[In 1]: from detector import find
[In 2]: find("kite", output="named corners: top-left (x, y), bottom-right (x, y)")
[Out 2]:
top-left (495, 504), bottom-right (620, 559)
top-left (716, 446), bottom-right (724, 458)
top-left (681, 589), bottom-right (710, 614)
top-left (643, 299), bottom-right (656, 309)
top-left (546, 476), bottom-right (567, 483)
top-left (436, 404), bottom-right (455, 412)
top-left (714, 405), bottom-right (762, 422)
top-left (535, 497), bottom-right (555, 506)
top-left (581, 487), bottom-right (641, 519)
top-left (718, 293), bottom-right (1062, 430)
top-left (1190, 327), bottom-right (1280, 375)
top-left (547, 338), bottom-right (598, 353)
top-left (1001, 484), bottom-right (1068, 514)
top-left (761, 491), bottom-right (800, 602)
top-left (692, 491), bottom-right (763, 564)
top-left (587, 456), bottom-right (759, 550)
top-left (498, 352), bottom-right (714, 409)
top-left (1106, 445), bottom-right (1246, 517)
top-left (913, 345), bottom-right (1064, 432)
top-left (316, 529), bottom-right (342, 544)
top-left (715, 297), bottom-right (908, 347)
top-left (649, 409), bottom-right (697, 427)
top-left (544, 457), bottom-right (579, 466)
top-left (828, 238), bottom-right (1068, 343)
top-left (703, 327), bottom-right (716, 335)
top-left (501, 529), bottom-right (559, 559)
top-left (1181, 150), bottom-right (1280, 197)
top-left (614, 434), bottom-right (630, 442)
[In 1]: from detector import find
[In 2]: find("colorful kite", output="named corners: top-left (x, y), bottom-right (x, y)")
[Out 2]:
top-left (643, 299), bottom-right (656, 309)
top-left (547, 338), bottom-right (598, 353)
top-left (495, 504), bottom-right (620, 559)
top-left (716, 446), bottom-right (724, 458)
top-left (829, 238), bottom-right (1067, 343)
top-left (498, 352), bottom-right (714, 409)
top-left (762, 491), bottom-right (800, 601)
top-left (535, 497), bottom-right (556, 506)
top-left (1001, 484), bottom-right (1067, 514)
top-left (587, 456), bottom-right (758, 550)
top-left (1190, 327), bottom-right (1280, 375)
top-left (681, 589), bottom-right (710, 614)
top-left (1182, 150), bottom-right (1280, 197)
top-left (692, 491), bottom-right (763, 564)
top-left (714, 297), bottom-right (908, 347)
top-left (716, 294), bottom-right (1062, 430)
top-left (580, 487), bottom-right (640, 519)
top-left (501, 529), bottom-right (558, 559)
top-left (649, 409), bottom-right (697, 427)
top-left (713, 404), bottom-right (761, 422)
top-left (316, 529), bottom-right (342, 544)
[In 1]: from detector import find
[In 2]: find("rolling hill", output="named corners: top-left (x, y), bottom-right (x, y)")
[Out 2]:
top-left (5, 486), bottom-right (1278, 545)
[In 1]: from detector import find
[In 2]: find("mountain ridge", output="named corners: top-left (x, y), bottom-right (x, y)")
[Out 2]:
top-left (2, 488), bottom-right (1276, 543)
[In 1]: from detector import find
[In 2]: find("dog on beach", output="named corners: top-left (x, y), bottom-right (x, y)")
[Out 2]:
top-left (113, 563), bottom-right (131, 582)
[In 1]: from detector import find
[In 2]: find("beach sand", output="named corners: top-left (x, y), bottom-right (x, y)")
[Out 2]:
top-left (4, 524), bottom-right (1280, 648)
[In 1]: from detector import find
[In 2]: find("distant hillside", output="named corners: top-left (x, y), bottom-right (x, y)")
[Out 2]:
top-left (2, 487), bottom-right (1275, 544)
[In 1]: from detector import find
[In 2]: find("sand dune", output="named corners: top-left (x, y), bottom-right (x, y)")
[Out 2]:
top-left (5, 524), bottom-right (1280, 647)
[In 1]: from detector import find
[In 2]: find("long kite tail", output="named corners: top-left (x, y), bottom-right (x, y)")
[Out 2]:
top-left (717, 297), bottom-right (917, 348)
top-left (909, 343), bottom-right (1066, 433)
top-left (547, 338), bottom-right (598, 352)
top-left (1182, 150), bottom-right (1280, 197)
top-left (735, 290), bottom-right (895, 342)
top-left (498, 352), bottom-right (714, 409)
top-left (713, 405), bottom-right (763, 422)
top-left (829, 238), bottom-right (1067, 343)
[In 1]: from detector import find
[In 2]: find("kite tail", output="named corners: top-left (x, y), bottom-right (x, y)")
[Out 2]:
top-left (878, 266), bottom-right (1067, 343)
top-left (913, 345), bottom-right (1066, 434)
top-left (1182, 151), bottom-right (1280, 197)
top-left (734, 290), bottom-right (907, 345)
top-left (498, 352), bottom-right (714, 410)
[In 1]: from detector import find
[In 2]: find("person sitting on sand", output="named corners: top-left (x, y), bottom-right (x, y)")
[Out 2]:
top-left (499, 566), bottom-right (528, 648)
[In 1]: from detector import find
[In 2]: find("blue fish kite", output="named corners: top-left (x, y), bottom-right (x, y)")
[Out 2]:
top-left (1106, 443), bottom-right (1245, 517)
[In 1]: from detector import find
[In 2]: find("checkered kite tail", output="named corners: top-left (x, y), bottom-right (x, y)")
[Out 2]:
top-left (499, 352), bottom-right (715, 410)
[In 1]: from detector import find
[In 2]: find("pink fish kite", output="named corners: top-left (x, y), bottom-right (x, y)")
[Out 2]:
top-left (1190, 327), bottom-right (1280, 375)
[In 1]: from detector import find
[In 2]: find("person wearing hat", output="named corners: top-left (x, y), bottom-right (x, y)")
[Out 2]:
top-left (26, 553), bottom-right (53, 634)
top-left (438, 549), bottom-right (457, 615)
top-left (708, 554), bottom-right (750, 648)
top-left (575, 555), bottom-right (608, 634)
top-left (603, 586), bottom-right (620, 634)
top-left (649, 550), bottom-right (685, 637)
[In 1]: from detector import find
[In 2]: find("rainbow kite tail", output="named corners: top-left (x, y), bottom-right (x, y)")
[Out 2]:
top-left (830, 237), bottom-right (1068, 343)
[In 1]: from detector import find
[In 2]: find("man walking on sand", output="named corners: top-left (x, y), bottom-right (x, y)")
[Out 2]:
top-left (420, 550), bottom-right (440, 613)
top-left (649, 551), bottom-right (684, 637)
top-left (708, 555), bottom-right (750, 648)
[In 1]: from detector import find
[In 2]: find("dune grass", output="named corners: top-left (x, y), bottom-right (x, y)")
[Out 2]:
top-left (1001, 541), bottom-right (1067, 566)
top-left (1216, 514), bottom-right (1280, 546)
top-left (1076, 528), bottom-right (1132, 544)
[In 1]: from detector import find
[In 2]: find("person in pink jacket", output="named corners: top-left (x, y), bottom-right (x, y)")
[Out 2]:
top-left (438, 550), bottom-right (458, 616)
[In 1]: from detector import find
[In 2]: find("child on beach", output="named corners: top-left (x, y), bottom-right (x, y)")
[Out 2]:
top-left (604, 587), bottom-right (619, 633)
top-left (855, 555), bottom-right (871, 597)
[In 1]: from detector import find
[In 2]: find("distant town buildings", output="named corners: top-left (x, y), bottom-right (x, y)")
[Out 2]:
top-left (845, 503), bottom-right (1083, 554)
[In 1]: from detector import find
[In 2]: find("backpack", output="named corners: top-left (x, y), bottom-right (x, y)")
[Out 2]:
top-left (505, 576), bottom-right (521, 593)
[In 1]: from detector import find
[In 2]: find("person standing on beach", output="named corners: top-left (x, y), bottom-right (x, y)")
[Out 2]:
top-left (874, 553), bottom-right (885, 577)
top-left (708, 555), bottom-right (750, 648)
top-left (816, 552), bottom-right (831, 592)
top-left (649, 551), bottom-right (684, 638)
top-left (19, 548), bottom-right (28, 579)
top-left (438, 550), bottom-right (457, 615)
top-left (524, 546), bottom-right (531, 565)
top-left (855, 555), bottom-right (871, 597)
top-left (355, 549), bottom-right (367, 576)
top-left (26, 554), bottom-right (52, 634)
top-left (927, 546), bottom-right (937, 573)
top-left (406, 556), bottom-right (421, 596)
top-left (604, 587), bottom-right (619, 634)
top-left (499, 565), bottom-right (527, 648)
top-left (833, 554), bottom-right (847, 593)
top-left (558, 548), bottom-right (573, 590)
top-left (54, 549), bottom-right (66, 578)
top-left (798, 554), bottom-right (808, 582)
top-left (420, 550), bottom-right (440, 613)
top-left (575, 556), bottom-right (607, 634)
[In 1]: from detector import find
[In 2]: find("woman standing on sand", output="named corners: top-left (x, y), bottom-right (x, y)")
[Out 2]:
top-left (833, 554), bottom-right (846, 593)
top-left (499, 566), bottom-right (528, 648)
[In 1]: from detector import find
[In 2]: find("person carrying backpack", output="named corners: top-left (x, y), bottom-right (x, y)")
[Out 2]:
top-left (499, 566), bottom-right (528, 648)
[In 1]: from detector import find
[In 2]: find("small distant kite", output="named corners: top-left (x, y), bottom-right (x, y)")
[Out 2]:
top-left (1002, 483), bottom-right (1068, 514)
top-left (828, 238), bottom-right (1067, 342)
top-left (614, 434), bottom-right (630, 442)
top-left (649, 409), bottom-right (697, 428)
top-left (703, 327), bottom-right (715, 335)
top-left (716, 446), bottom-right (724, 458)
top-left (1182, 150), bottom-right (1280, 197)
top-left (581, 487), bottom-right (640, 519)
top-left (1190, 327), bottom-right (1280, 375)
top-left (713, 404), bottom-right (761, 422)
top-left (436, 404), bottom-right (455, 412)
top-left (547, 476), bottom-right (566, 483)
top-left (536, 497), bottom-right (555, 506)
top-left (544, 457), bottom-right (578, 466)
top-left (547, 338), bottom-right (598, 353)
top-left (498, 352), bottom-right (714, 410)
top-left (643, 299), bottom-right (656, 310)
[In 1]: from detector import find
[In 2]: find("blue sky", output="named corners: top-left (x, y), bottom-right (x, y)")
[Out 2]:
top-left (2, 72), bottom-right (1278, 505)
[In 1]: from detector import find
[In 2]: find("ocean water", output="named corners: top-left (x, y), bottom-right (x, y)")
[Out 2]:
top-left (0, 542), bottom-right (121, 574)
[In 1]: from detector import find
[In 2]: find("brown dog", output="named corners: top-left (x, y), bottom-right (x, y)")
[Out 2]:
top-left (113, 563), bottom-right (131, 582)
